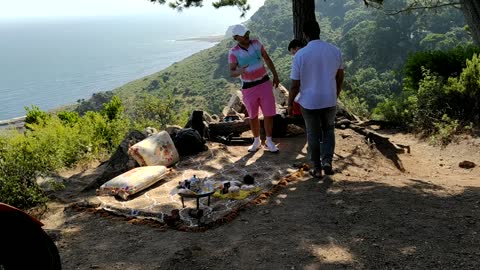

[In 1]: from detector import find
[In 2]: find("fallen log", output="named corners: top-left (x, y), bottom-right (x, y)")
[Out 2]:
top-left (349, 123), bottom-right (410, 154)
top-left (208, 120), bottom-right (251, 138)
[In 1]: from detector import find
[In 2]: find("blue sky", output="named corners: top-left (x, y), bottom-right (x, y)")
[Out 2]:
top-left (0, 0), bottom-right (265, 19)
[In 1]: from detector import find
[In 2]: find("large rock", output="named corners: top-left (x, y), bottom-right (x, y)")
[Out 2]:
top-left (222, 91), bottom-right (247, 117)
top-left (83, 130), bottom-right (146, 191)
top-left (273, 83), bottom-right (289, 106)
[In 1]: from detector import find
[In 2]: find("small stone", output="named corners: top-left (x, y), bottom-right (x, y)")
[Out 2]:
top-left (459, 160), bottom-right (476, 169)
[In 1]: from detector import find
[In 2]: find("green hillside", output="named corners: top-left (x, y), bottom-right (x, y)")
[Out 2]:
top-left (106, 0), bottom-right (471, 119)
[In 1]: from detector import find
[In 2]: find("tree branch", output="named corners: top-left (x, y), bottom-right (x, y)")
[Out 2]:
top-left (364, 0), bottom-right (461, 15)
top-left (149, 0), bottom-right (250, 17)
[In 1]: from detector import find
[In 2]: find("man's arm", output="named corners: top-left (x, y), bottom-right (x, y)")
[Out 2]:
top-left (288, 79), bottom-right (300, 116)
top-left (335, 69), bottom-right (344, 98)
top-left (261, 49), bottom-right (279, 87)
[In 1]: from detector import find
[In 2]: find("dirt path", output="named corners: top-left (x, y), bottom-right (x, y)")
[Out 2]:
top-left (41, 129), bottom-right (480, 270)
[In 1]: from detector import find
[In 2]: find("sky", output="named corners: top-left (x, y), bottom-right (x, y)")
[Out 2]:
top-left (0, 0), bottom-right (265, 19)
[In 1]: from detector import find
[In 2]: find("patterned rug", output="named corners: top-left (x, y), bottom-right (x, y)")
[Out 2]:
top-left (93, 136), bottom-right (308, 229)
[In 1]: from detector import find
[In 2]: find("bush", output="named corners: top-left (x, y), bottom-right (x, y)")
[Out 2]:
top-left (0, 96), bottom-right (130, 209)
top-left (0, 132), bottom-right (49, 209)
top-left (404, 45), bottom-right (480, 90)
top-left (24, 105), bottom-right (50, 130)
top-left (430, 115), bottom-right (460, 146)
top-left (340, 90), bottom-right (370, 119)
top-left (126, 92), bottom-right (176, 131)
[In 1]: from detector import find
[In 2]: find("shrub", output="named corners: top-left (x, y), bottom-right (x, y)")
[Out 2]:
top-left (404, 45), bottom-right (480, 90)
top-left (0, 132), bottom-right (49, 209)
top-left (57, 111), bottom-right (80, 126)
top-left (430, 114), bottom-right (460, 146)
top-left (0, 96), bottom-right (130, 209)
top-left (24, 105), bottom-right (50, 130)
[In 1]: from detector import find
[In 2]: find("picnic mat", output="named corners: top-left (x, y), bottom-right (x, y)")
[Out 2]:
top-left (93, 138), bottom-right (307, 229)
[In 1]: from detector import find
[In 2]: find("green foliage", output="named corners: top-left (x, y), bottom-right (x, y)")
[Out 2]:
top-left (101, 96), bottom-right (123, 121)
top-left (25, 105), bottom-right (50, 129)
top-left (372, 94), bottom-right (417, 129)
top-left (458, 53), bottom-right (480, 119)
top-left (415, 69), bottom-right (450, 131)
top-left (126, 92), bottom-right (177, 130)
top-left (76, 91), bottom-right (114, 115)
top-left (404, 45), bottom-right (480, 90)
top-left (0, 97), bottom-right (130, 209)
top-left (345, 68), bottom-right (401, 110)
top-left (375, 51), bottom-right (480, 137)
top-left (420, 27), bottom-right (472, 51)
top-left (430, 114), bottom-right (460, 146)
top-left (57, 111), bottom-right (80, 126)
top-left (0, 132), bottom-right (49, 209)
top-left (339, 91), bottom-right (370, 119)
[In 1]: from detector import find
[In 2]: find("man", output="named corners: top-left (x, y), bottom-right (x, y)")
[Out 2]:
top-left (288, 39), bottom-right (303, 55)
top-left (228, 24), bottom-right (280, 152)
top-left (288, 20), bottom-right (344, 177)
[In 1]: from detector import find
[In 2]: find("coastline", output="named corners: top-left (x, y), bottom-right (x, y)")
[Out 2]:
top-left (176, 35), bottom-right (225, 43)
top-left (0, 116), bottom-right (26, 130)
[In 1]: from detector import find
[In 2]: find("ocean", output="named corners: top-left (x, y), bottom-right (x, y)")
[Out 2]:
top-left (0, 15), bottom-right (231, 120)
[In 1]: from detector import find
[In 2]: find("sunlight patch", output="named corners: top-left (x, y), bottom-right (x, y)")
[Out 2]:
top-left (311, 243), bottom-right (354, 264)
top-left (399, 246), bottom-right (417, 255)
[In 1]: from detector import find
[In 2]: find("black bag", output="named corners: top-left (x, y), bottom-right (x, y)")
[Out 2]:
top-left (172, 128), bottom-right (208, 156)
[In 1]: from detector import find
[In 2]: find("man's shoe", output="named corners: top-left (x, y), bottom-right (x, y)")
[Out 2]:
top-left (265, 140), bottom-right (279, 153)
top-left (322, 163), bottom-right (334, 175)
top-left (309, 168), bottom-right (322, 178)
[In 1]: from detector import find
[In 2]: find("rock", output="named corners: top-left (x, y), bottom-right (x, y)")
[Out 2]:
top-left (165, 125), bottom-right (182, 137)
top-left (144, 126), bottom-right (158, 136)
top-left (273, 83), bottom-right (289, 106)
top-left (222, 91), bottom-right (247, 117)
top-left (83, 130), bottom-right (146, 191)
top-left (459, 160), bottom-right (476, 169)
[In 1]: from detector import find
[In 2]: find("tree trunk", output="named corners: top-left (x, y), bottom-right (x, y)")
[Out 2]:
top-left (461, 0), bottom-right (480, 45)
top-left (292, 0), bottom-right (316, 42)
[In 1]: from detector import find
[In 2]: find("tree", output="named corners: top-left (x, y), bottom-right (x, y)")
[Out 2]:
top-left (292, 0), bottom-right (315, 41)
top-left (365, 0), bottom-right (480, 45)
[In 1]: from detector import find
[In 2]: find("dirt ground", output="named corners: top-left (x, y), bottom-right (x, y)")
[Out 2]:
top-left (39, 127), bottom-right (480, 270)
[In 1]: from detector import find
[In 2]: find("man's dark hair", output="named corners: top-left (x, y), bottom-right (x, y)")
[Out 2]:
top-left (303, 20), bottom-right (320, 40)
top-left (288, 39), bottom-right (304, 51)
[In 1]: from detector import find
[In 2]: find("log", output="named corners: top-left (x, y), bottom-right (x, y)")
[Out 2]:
top-left (208, 120), bottom-right (251, 138)
top-left (349, 123), bottom-right (410, 154)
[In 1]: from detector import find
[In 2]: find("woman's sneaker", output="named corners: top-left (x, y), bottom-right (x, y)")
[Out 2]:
top-left (248, 140), bottom-right (262, 152)
top-left (265, 140), bottom-right (279, 153)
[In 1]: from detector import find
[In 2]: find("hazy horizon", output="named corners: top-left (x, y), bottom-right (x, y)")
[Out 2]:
top-left (0, 0), bottom-right (265, 20)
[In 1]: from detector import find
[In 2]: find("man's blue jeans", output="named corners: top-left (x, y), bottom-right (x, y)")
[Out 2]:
top-left (300, 106), bottom-right (336, 169)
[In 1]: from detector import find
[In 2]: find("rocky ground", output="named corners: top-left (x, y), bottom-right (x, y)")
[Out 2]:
top-left (40, 128), bottom-right (480, 270)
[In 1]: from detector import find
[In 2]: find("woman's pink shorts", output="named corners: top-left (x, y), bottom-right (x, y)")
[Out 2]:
top-left (242, 80), bottom-right (276, 119)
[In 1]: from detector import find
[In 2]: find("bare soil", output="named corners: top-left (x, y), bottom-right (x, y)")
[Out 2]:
top-left (40, 128), bottom-right (480, 270)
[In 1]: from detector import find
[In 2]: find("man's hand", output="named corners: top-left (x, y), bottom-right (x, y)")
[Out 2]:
top-left (272, 75), bottom-right (280, 88)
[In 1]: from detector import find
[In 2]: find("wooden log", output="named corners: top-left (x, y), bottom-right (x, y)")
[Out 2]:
top-left (208, 120), bottom-right (251, 138)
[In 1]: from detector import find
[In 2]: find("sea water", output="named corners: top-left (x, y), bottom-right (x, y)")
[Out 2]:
top-left (0, 15), bottom-right (228, 120)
